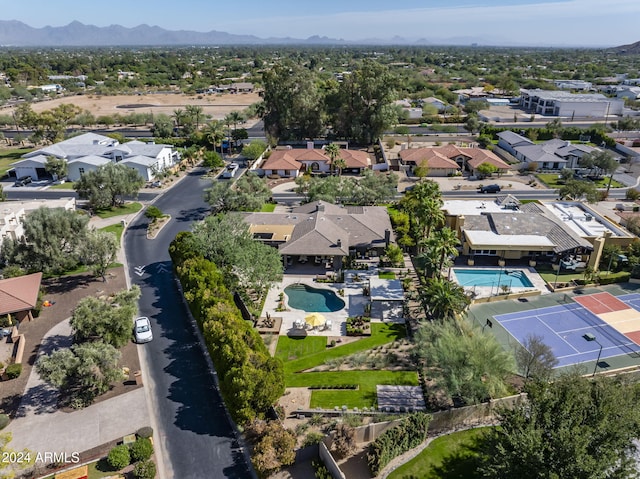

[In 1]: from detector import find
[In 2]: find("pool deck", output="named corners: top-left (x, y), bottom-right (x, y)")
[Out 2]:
top-left (451, 266), bottom-right (549, 299)
top-left (262, 269), bottom-right (402, 337)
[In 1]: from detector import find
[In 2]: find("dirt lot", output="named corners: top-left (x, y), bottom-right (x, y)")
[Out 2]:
top-left (22, 91), bottom-right (261, 120)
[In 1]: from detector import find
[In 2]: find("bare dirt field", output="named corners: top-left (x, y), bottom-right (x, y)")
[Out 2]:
top-left (23, 91), bottom-right (261, 120)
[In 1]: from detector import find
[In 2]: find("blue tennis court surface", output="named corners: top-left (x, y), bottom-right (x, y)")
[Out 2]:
top-left (494, 293), bottom-right (640, 368)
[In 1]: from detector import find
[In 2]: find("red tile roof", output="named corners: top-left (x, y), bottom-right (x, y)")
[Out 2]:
top-left (0, 272), bottom-right (42, 315)
top-left (399, 146), bottom-right (509, 170)
top-left (262, 147), bottom-right (371, 171)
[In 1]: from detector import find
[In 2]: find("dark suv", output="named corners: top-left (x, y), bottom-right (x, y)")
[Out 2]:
top-left (14, 175), bottom-right (32, 187)
top-left (479, 184), bottom-right (501, 193)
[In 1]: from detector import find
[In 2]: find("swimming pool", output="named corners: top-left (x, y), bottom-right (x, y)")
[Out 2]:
top-left (284, 284), bottom-right (345, 312)
top-left (453, 268), bottom-right (534, 288)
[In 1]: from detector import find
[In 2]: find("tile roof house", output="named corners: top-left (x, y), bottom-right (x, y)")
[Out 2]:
top-left (0, 272), bottom-right (43, 323)
top-left (260, 146), bottom-right (372, 178)
top-left (243, 201), bottom-right (393, 269)
top-left (11, 133), bottom-right (180, 182)
top-left (496, 131), bottom-right (534, 156)
top-left (399, 145), bottom-right (510, 177)
top-left (513, 139), bottom-right (596, 170)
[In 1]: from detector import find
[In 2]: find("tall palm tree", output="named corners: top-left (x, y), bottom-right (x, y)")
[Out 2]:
top-left (172, 109), bottom-right (186, 133)
top-left (325, 143), bottom-right (340, 174)
top-left (427, 227), bottom-right (460, 272)
top-left (419, 277), bottom-right (470, 321)
top-left (202, 121), bottom-right (225, 155)
top-left (333, 158), bottom-right (347, 177)
top-left (186, 105), bottom-right (204, 131)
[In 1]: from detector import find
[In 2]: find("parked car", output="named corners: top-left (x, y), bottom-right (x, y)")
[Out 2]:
top-left (222, 163), bottom-right (239, 178)
top-left (14, 175), bottom-right (32, 187)
top-left (479, 184), bottom-right (501, 193)
top-left (134, 317), bottom-right (153, 343)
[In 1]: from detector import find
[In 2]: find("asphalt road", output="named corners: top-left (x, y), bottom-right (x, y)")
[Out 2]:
top-left (124, 167), bottom-right (253, 479)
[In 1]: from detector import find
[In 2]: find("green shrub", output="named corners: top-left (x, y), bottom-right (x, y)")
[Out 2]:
top-left (107, 444), bottom-right (130, 470)
top-left (145, 206), bottom-right (163, 220)
top-left (137, 426), bottom-right (154, 438)
top-left (130, 437), bottom-right (154, 462)
top-left (312, 460), bottom-right (331, 479)
top-left (367, 413), bottom-right (431, 476)
top-left (0, 414), bottom-right (10, 430)
top-left (133, 460), bottom-right (157, 479)
top-left (5, 363), bottom-right (21, 379)
top-left (303, 431), bottom-right (325, 447)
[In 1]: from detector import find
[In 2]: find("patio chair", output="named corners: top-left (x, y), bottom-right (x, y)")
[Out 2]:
top-left (324, 320), bottom-right (333, 331)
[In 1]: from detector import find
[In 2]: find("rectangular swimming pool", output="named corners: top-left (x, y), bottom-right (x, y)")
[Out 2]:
top-left (453, 268), bottom-right (534, 288)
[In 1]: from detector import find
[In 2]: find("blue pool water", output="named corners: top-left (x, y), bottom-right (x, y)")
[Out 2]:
top-left (284, 284), bottom-right (345, 312)
top-left (453, 268), bottom-right (534, 288)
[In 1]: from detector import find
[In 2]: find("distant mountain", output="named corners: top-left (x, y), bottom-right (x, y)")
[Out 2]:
top-left (610, 40), bottom-right (640, 54)
top-left (0, 20), bottom-right (347, 46)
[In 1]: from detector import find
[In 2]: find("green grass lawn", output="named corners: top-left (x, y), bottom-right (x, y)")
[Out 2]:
top-left (95, 202), bottom-right (143, 219)
top-left (100, 223), bottom-right (124, 246)
top-left (388, 427), bottom-right (491, 479)
top-left (379, 271), bottom-right (397, 279)
top-left (276, 323), bottom-right (415, 408)
top-left (49, 181), bottom-right (76, 189)
top-left (260, 203), bottom-right (276, 212)
top-left (535, 265), bottom-right (585, 284)
top-left (0, 147), bottom-right (33, 177)
top-left (536, 173), bottom-right (624, 189)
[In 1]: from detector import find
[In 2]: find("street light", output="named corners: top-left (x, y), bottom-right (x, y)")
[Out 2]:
top-left (554, 259), bottom-right (564, 289)
top-left (584, 333), bottom-right (603, 377)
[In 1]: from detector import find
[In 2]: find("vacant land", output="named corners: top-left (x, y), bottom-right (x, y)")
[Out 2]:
top-left (24, 92), bottom-right (261, 120)
top-left (0, 147), bottom-right (33, 177)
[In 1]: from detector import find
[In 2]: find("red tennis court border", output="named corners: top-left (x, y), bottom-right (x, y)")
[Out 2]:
top-left (591, 292), bottom-right (629, 312)
top-left (625, 330), bottom-right (640, 346)
top-left (574, 292), bottom-right (630, 315)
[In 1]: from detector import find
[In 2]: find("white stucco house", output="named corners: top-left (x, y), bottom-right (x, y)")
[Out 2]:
top-left (11, 133), bottom-right (179, 182)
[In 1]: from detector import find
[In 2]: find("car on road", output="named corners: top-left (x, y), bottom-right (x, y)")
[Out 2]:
top-left (14, 175), bottom-right (32, 187)
top-left (223, 162), bottom-right (239, 178)
top-left (478, 184), bottom-right (501, 193)
top-left (134, 317), bottom-right (153, 343)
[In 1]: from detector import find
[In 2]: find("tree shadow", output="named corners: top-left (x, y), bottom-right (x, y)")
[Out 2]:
top-left (175, 206), bottom-right (209, 223)
top-left (431, 434), bottom-right (486, 479)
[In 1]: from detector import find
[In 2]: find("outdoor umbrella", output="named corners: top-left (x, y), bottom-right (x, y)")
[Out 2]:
top-left (305, 312), bottom-right (326, 328)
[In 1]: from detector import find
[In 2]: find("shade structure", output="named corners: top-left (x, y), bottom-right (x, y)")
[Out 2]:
top-left (305, 312), bottom-right (326, 328)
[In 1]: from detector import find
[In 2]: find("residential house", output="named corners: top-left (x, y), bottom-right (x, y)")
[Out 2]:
top-left (260, 145), bottom-right (371, 178)
top-left (420, 97), bottom-right (447, 112)
top-left (513, 138), bottom-right (596, 170)
top-left (0, 198), bottom-right (76, 251)
top-left (243, 201), bottom-right (393, 269)
top-left (553, 80), bottom-right (593, 91)
top-left (496, 131), bottom-right (534, 156)
top-left (0, 273), bottom-right (43, 323)
top-left (444, 197), bottom-right (634, 265)
top-left (398, 145), bottom-right (510, 177)
top-left (520, 89), bottom-right (624, 117)
top-left (617, 87), bottom-right (640, 100)
top-left (11, 133), bottom-right (179, 182)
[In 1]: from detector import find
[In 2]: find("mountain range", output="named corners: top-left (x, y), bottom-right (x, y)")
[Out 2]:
top-left (0, 20), bottom-right (512, 47)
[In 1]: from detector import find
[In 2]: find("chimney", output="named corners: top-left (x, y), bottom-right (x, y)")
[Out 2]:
top-left (307, 141), bottom-right (314, 150)
top-left (317, 203), bottom-right (325, 212)
top-left (337, 239), bottom-right (342, 248)
top-left (384, 229), bottom-right (391, 247)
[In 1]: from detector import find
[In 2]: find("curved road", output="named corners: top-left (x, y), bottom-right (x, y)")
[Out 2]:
top-left (124, 167), bottom-right (253, 479)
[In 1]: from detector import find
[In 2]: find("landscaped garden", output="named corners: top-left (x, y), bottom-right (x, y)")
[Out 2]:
top-left (0, 147), bottom-right (32, 178)
top-left (95, 202), bottom-right (143, 219)
top-left (535, 173), bottom-right (624, 189)
top-left (387, 427), bottom-right (490, 479)
top-left (276, 323), bottom-right (418, 409)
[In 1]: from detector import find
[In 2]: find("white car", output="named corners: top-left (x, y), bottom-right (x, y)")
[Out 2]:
top-left (134, 317), bottom-right (153, 343)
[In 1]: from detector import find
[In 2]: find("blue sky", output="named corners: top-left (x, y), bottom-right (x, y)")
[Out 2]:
top-left (4, 0), bottom-right (640, 46)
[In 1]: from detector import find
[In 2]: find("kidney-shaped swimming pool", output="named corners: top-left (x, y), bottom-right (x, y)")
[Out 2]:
top-left (284, 283), bottom-right (345, 312)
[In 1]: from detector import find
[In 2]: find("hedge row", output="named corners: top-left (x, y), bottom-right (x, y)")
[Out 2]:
top-left (367, 413), bottom-right (431, 476)
top-left (170, 232), bottom-right (285, 425)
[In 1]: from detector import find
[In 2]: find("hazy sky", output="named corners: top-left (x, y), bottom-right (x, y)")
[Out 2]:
top-left (4, 0), bottom-right (639, 46)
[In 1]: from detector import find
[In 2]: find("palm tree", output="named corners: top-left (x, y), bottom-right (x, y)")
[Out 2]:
top-left (186, 105), bottom-right (204, 131)
top-left (419, 277), bottom-right (470, 321)
top-left (333, 158), bottom-right (347, 176)
top-left (325, 143), bottom-right (341, 174)
top-left (426, 227), bottom-right (460, 272)
top-left (172, 109), bottom-right (186, 133)
top-left (202, 121), bottom-right (225, 155)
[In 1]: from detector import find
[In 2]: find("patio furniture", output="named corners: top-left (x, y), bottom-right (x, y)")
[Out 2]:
top-left (324, 320), bottom-right (333, 331)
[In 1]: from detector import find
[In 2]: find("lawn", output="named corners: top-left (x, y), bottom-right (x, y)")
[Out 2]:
top-left (276, 323), bottom-right (416, 408)
top-left (260, 203), bottom-right (276, 212)
top-left (49, 181), bottom-right (76, 190)
top-left (0, 147), bottom-right (33, 177)
top-left (379, 271), bottom-right (397, 279)
top-left (535, 264), bottom-right (585, 284)
top-left (95, 202), bottom-right (143, 219)
top-left (387, 427), bottom-right (491, 479)
top-left (100, 223), bottom-right (125, 246)
top-left (536, 173), bottom-right (624, 189)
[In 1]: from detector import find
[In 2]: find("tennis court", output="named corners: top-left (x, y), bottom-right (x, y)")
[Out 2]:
top-left (494, 293), bottom-right (640, 368)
